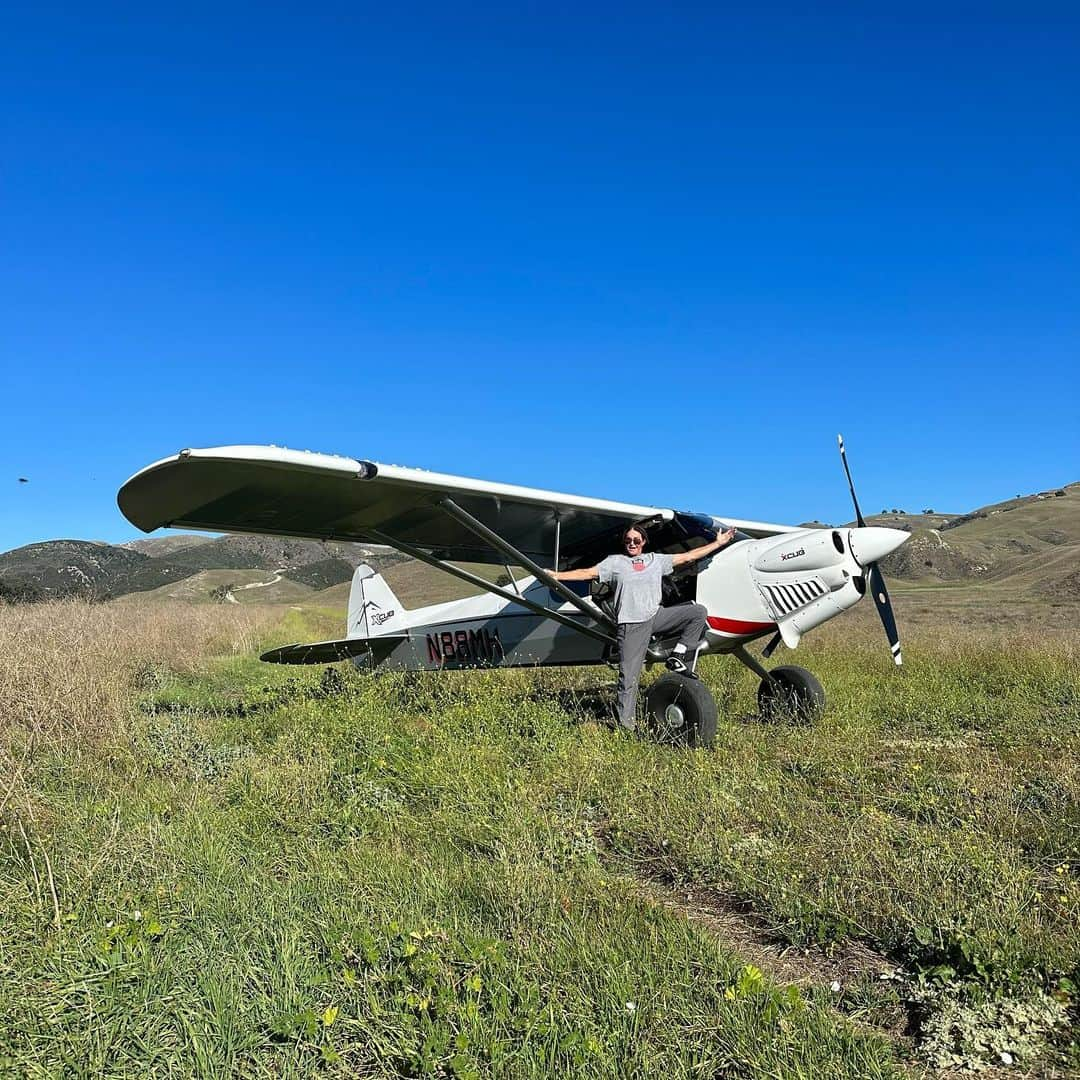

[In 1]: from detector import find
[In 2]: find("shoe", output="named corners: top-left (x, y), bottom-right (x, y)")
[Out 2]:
top-left (665, 655), bottom-right (697, 678)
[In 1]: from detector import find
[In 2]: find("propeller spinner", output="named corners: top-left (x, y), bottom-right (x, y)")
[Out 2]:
top-left (838, 434), bottom-right (906, 665)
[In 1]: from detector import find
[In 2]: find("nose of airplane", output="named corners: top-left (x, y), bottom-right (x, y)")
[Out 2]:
top-left (848, 527), bottom-right (909, 567)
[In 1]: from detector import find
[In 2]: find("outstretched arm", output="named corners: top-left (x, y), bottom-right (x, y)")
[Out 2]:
top-left (671, 527), bottom-right (737, 567)
top-left (550, 565), bottom-right (600, 582)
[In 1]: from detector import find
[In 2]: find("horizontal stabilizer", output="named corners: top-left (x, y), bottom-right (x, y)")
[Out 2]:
top-left (260, 635), bottom-right (408, 665)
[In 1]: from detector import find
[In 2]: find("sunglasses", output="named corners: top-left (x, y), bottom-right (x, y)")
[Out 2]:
top-left (624, 537), bottom-right (644, 546)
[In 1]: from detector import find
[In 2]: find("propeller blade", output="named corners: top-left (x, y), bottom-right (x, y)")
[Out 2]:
top-left (837, 433), bottom-right (867, 528)
top-left (867, 562), bottom-right (902, 665)
top-left (837, 436), bottom-right (903, 664)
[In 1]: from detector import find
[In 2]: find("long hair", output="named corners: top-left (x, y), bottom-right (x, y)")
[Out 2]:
top-left (621, 522), bottom-right (649, 548)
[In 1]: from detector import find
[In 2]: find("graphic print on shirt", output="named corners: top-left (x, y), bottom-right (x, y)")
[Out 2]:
top-left (632, 559), bottom-right (646, 571)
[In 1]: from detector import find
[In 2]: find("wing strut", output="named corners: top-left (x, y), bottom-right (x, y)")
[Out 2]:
top-left (364, 527), bottom-right (616, 646)
top-left (438, 497), bottom-right (617, 633)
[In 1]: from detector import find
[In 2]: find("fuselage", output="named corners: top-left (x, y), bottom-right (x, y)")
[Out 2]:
top-left (354, 524), bottom-right (908, 672)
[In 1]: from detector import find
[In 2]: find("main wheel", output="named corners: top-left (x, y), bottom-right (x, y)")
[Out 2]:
top-left (757, 665), bottom-right (825, 722)
top-left (644, 673), bottom-right (718, 748)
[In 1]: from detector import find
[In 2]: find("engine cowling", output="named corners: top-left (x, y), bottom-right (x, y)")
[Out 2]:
top-left (752, 529), bottom-right (848, 574)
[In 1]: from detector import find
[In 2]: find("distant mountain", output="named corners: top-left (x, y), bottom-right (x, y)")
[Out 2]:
top-left (0, 534), bottom-right (406, 602)
top-left (121, 534), bottom-right (214, 557)
top-left (157, 535), bottom-right (391, 576)
top-left (0, 540), bottom-right (182, 602)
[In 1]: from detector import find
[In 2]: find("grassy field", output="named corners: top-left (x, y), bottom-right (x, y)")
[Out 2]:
top-left (1, 601), bottom-right (1077, 1077)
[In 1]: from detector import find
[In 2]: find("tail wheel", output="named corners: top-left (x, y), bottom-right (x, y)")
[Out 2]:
top-left (644, 673), bottom-right (718, 748)
top-left (757, 665), bottom-right (825, 722)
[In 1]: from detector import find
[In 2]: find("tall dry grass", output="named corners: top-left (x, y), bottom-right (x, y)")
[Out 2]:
top-left (0, 601), bottom-right (276, 911)
top-left (0, 599), bottom-right (274, 749)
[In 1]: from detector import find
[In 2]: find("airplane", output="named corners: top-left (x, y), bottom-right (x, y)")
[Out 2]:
top-left (117, 436), bottom-right (908, 747)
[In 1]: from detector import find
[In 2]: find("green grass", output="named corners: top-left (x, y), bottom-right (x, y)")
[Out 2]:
top-left (2, 608), bottom-right (1078, 1076)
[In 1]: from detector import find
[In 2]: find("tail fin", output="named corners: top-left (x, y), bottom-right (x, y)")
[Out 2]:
top-left (347, 564), bottom-right (408, 638)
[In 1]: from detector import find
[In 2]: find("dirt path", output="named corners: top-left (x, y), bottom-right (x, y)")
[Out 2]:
top-left (220, 569), bottom-right (288, 603)
top-left (624, 872), bottom-right (925, 1072)
top-left (641, 878), bottom-right (901, 993)
top-left (232, 568), bottom-right (286, 591)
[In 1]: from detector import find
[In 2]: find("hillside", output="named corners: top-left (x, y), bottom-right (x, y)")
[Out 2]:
top-left (117, 568), bottom-right (317, 606)
top-left (0, 540), bottom-right (186, 602)
top-left (306, 561), bottom-right (511, 613)
top-left (121, 534), bottom-right (214, 557)
top-left (0, 534), bottom-right (406, 603)
top-left (876, 482), bottom-right (1080, 599)
top-left (156, 535), bottom-right (402, 574)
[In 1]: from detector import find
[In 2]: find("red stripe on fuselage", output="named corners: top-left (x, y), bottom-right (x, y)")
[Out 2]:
top-left (707, 616), bottom-right (776, 635)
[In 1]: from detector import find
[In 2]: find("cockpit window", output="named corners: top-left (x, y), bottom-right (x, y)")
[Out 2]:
top-left (556, 511), bottom-right (749, 573)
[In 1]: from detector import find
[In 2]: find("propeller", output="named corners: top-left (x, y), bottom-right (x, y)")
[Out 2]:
top-left (838, 434), bottom-right (904, 666)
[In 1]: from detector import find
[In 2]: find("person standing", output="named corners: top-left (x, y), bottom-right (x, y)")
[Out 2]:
top-left (551, 523), bottom-right (736, 730)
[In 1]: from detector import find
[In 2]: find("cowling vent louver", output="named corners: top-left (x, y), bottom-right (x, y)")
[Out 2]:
top-left (763, 579), bottom-right (827, 616)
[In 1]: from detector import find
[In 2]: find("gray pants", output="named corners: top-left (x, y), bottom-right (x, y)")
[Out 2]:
top-left (615, 603), bottom-right (708, 729)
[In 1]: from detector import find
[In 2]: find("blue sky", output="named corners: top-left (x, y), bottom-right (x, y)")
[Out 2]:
top-left (3, 3), bottom-right (1078, 551)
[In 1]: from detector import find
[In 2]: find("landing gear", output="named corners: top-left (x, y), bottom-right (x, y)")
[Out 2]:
top-left (729, 645), bottom-right (826, 723)
top-left (756, 665), bottom-right (825, 722)
top-left (645, 673), bottom-right (718, 747)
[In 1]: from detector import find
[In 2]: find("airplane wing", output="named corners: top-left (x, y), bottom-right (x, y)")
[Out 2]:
top-left (118, 445), bottom-right (798, 566)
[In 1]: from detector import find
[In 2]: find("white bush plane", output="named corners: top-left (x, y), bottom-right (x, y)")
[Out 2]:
top-left (118, 437), bottom-right (907, 746)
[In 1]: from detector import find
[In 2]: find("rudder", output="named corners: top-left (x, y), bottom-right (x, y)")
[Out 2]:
top-left (347, 564), bottom-right (408, 637)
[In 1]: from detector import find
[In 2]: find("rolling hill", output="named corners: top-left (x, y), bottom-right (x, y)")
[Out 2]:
top-left (0, 535), bottom-right (405, 603)
top-left (875, 482), bottom-right (1080, 599)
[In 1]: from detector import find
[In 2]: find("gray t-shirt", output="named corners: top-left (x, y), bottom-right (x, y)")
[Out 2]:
top-left (597, 552), bottom-right (675, 624)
